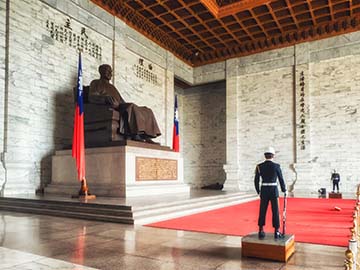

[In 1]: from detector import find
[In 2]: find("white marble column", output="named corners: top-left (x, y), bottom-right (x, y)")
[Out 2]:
top-left (0, 0), bottom-right (6, 195)
top-left (164, 52), bottom-right (175, 147)
top-left (223, 59), bottom-right (240, 191)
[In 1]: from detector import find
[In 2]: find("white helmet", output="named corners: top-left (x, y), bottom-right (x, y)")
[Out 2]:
top-left (264, 146), bottom-right (275, 155)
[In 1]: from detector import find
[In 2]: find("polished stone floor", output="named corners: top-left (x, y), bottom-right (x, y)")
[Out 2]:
top-left (0, 209), bottom-right (345, 270)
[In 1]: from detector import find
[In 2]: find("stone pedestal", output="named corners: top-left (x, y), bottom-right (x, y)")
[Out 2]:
top-left (46, 141), bottom-right (188, 197)
top-left (329, 192), bottom-right (342, 199)
top-left (242, 232), bottom-right (295, 262)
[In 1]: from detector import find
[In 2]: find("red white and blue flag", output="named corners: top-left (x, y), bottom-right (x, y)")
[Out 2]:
top-left (172, 95), bottom-right (179, 152)
top-left (72, 53), bottom-right (85, 181)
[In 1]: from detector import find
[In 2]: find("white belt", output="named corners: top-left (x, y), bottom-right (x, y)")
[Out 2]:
top-left (261, 183), bottom-right (277, 186)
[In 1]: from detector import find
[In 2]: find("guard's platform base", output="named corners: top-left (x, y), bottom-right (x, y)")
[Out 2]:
top-left (329, 192), bottom-right (342, 198)
top-left (241, 232), bottom-right (295, 262)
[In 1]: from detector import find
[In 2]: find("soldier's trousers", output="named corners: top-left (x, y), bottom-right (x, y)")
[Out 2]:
top-left (258, 196), bottom-right (280, 229)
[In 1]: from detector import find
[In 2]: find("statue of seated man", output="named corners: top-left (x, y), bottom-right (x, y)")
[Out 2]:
top-left (88, 64), bottom-right (161, 143)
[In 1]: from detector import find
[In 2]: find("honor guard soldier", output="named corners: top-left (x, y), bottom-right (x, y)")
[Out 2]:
top-left (331, 169), bottom-right (340, 193)
top-left (254, 147), bottom-right (287, 239)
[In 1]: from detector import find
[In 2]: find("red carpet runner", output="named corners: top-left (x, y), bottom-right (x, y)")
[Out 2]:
top-left (146, 198), bottom-right (354, 247)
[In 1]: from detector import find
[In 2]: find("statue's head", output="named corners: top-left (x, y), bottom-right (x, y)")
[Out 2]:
top-left (99, 64), bottom-right (112, 80)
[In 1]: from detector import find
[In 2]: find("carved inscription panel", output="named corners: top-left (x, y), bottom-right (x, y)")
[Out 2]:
top-left (136, 157), bottom-right (177, 181)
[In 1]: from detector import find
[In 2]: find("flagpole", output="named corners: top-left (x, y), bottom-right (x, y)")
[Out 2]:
top-left (72, 51), bottom-right (95, 200)
top-left (172, 95), bottom-right (180, 152)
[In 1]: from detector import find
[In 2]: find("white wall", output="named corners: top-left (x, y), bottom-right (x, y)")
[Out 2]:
top-left (1, 0), bottom-right (360, 195)
top-left (310, 56), bottom-right (360, 191)
top-left (0, 0), bottom-right (6, 193)
top-left (176, 81), bottom-right (226, 188)
top-left (221, 34), bottom-right (360, 194)
top-left (237, 66), bottom-right (295, 188)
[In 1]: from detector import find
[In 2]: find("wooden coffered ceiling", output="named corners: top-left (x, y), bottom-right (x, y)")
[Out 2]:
top-left (91, 0), bottom-right (360, 66)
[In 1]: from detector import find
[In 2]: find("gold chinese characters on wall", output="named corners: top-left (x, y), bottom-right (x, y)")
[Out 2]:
top-left (136, 157), bottom-right (177, 181)
top-left (133, 58), bottom-right (161, 86)
top-left (45, 18), bottom-right (102, 60)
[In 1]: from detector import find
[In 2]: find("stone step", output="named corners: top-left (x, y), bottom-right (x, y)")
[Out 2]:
top-left (0, 199), bottom-right (133, 217)
top-left (45, 182), bottom-right (191, 197)
top-left (44, 184), bottom-right (125, 197)
top-left (0, 197), bottom-right (131, 210)
top-left (0, 193), bottom-right (257, 226)
top-left (0, 197), bottom-right (134, 223)
top-left (0, 204), bottom-right (134, 224)
top-left (126, 183), bottom-right (190, 197)
top-left (134, 192), bottom-right (253, 211)
top-left (133, 194), bottom-right (256, 217)
top-left (133, 193), bottom-right (258, 224)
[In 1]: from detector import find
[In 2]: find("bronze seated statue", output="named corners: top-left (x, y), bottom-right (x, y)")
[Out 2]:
top-left (79, 64), bottom-right (161, 146)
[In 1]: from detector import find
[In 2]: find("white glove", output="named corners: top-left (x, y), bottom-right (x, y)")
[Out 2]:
top-left (284, 191), bottom-right (288, 197)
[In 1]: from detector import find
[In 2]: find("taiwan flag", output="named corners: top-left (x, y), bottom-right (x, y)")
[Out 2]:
top-left (172, 95), bottom-right (179, 152)
top-left (72, 53), bottom-right (85, 181)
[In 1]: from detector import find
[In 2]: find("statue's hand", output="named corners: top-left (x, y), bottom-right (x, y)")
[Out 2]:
top-left (105, 96), bottom-right (117, 105)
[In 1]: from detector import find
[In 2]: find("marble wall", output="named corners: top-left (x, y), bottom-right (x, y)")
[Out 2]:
top-left (1, 0), bottom-right (360, 195)
top-left (309, 56), bottom-right (360, 192)
top-left (0, 0), bottom-right (6, 192)
top-left (175, 82), bottom-right (226, 188)
top-left (0, 0), bottom-right (181, 194)
top-left (0, 0), bottom-right (113, 194)
top-left (236, 66), bottom-right (295, 190)
top-left (219, 34), bottom-right (360, 193)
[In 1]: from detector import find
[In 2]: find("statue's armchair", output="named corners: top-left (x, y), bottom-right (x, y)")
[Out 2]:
top-left (76, 86), bottom-right (123, 146)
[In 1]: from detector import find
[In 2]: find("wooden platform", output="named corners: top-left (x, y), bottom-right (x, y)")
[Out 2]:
top-left (242, 232), bottom-right (295, 262)
top-left (329, 192), bottom-right (342, 199)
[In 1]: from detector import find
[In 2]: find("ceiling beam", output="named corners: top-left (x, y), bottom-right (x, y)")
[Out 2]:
top-left (200, 0), bottom-right (272, 18)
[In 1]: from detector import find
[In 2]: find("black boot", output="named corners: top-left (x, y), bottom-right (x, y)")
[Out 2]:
top-left (274, 229), bottom-right (283, 239)
top-left (258, 226), bottom-right (265, 240)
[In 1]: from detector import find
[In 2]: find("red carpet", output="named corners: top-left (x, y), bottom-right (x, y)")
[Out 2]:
top-left (146, 198), bottom-right (355, 247)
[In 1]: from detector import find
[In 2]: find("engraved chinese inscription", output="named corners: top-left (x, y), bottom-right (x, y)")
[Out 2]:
top-left (299, 71), bottom-right (306, 150)
top-left (136, 157), bottom-right (177, 181)
top-left (46, 18), bottom-right (102, 60)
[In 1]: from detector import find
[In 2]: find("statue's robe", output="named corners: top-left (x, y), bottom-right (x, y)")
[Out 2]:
top-left (89, 79), bottom-right (161, 138)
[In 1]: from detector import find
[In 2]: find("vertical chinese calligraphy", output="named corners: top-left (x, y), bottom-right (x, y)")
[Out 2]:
top-left (133, 58), bottom-right (160, 86)
top-left (299, 71), bottom-right (306, 150)
top-left (46, 18), bottom-right (102, 60)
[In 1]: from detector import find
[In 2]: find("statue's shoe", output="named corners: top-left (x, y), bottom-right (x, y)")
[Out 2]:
top-left (144, 137), bottom-right (160, 145)
top-left (132, 135), bottom-right (146, 142)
